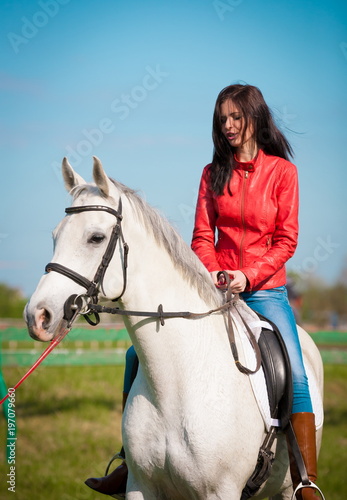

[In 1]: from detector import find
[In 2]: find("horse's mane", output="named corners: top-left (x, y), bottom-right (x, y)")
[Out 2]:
top-left (71, 181), bottom-right (222, 308)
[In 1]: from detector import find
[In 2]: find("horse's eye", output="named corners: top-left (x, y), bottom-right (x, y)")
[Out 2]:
top-left (88, 233), bottom-right (106, 244)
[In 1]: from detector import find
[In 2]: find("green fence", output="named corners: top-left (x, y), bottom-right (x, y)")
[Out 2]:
top-left (1, 327), bottom-right (347, 368)
top-left (2, 328), bottom-right (345, 373)
top-left (0, 326), bottom-right (131, 367)
top-left (309, 331), bottom-right (347, 364)
top-left (309, 330), bottom-right (347, 345)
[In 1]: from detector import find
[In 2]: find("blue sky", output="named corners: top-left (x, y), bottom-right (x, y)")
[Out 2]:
top-left (1, 0), bottom-right (347, 297)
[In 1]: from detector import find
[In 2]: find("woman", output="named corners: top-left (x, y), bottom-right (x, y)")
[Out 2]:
top-left (191, 83), bottom-right (319, 499)
top-left (85, 84), bottom-right (320, 499)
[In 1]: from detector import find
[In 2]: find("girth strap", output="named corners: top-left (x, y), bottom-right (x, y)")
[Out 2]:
top-left (241, 426), bottom-right (277, 499)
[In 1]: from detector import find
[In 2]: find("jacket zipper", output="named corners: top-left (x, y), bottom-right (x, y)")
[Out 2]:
top-left (239, 170), bottom-right (249, 268)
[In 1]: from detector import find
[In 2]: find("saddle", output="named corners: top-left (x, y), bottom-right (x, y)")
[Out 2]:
top-left (257, 312), bottom-right (293, 428)
top-left (241, 312), bottom-right (293, 500)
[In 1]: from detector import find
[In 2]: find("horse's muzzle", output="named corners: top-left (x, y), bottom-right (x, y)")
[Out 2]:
top-left (25, 303), bottom-right (55, 342)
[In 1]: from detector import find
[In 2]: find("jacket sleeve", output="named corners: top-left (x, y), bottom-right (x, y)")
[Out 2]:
top-left (240, 161), bottom-right (299, 289)
top-left (191, 166), bottom-right (221, 272)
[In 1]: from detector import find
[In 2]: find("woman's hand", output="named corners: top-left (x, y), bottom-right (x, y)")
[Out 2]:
top-left (210, 270), bottom-right (248, 293)
top-left (228, 270), bottom-right (248, 293)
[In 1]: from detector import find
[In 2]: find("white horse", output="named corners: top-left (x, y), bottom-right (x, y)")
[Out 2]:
top-left (25, 157), bottom-right (324, 500)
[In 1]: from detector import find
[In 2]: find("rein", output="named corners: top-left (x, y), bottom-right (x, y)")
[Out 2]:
top-left (87, 302), bottom-right (262, 375)
top-left (45, 202), bottom-right (261, 375)
top-left (87, 272), bottom-right (261, 375)
top-left (88, 300), bottom-right (231, 325)
top-left (219, 271), bottom-right (262, 375)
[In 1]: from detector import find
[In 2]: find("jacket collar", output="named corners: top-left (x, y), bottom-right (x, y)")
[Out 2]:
top-left (234, 149), bottom-right (264, 171)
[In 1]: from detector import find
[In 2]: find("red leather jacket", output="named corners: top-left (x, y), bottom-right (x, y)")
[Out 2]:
top-left (191, 149), bottom-right (299, 291)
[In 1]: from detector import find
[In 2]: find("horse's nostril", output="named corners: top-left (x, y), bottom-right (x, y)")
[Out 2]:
top-left (41, 308), bottom-right (52, 329)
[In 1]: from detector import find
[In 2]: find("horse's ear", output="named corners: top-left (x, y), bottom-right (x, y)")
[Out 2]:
top-left (62, 157), bottom-right (86, 192)
top-left (93, 156), bottom-right (113, 198)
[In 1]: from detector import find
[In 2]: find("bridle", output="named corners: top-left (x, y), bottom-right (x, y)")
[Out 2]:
top-left (45, 198), bottom-right (129, 326)
top-left (44, 200), bottom-right (261, 376)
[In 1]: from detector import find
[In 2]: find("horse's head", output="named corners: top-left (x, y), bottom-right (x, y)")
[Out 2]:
top-left (25, 157), bottom-right (127, 341)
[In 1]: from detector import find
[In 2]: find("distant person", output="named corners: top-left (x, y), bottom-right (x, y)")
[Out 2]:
top-left (329, 311), bottom-right (339, 330)
top-left (286, 277), bottom-right (303, 324)
top-left (191, 84), bottom-right (320, 498)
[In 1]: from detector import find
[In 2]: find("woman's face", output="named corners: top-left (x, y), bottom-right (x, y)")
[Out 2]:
top-left (220, 99), bottom-right (255, 150)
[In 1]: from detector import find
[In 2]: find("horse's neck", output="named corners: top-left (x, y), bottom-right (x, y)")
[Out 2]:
top-left (123, 236), bottom-right (209, 313)
top-left (119, 235), bottom-right (237, 406)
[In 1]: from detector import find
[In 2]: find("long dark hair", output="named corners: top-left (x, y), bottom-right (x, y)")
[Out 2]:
top-left (210, 84), bottom-right (293, 195)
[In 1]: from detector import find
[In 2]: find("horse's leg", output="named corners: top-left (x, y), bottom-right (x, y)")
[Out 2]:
top-left (124, 471), bottom-right (143, 500)
top-left (125, 472), bottom-right (156, 500)
top-left (125, 483), bottom-right (145, 500)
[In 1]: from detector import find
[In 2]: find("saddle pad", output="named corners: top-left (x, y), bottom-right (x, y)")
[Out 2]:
top-left (234, 317), bottom-right (324, 431)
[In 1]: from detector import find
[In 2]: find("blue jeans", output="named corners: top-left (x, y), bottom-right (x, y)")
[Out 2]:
top-left (241, 286), bottom-right (312, 414)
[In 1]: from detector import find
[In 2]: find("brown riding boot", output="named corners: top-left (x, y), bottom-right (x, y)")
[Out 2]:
top-left (85, 392), bottom-right (129, 497)
top-left (288, 412), bottom-right (319, 499)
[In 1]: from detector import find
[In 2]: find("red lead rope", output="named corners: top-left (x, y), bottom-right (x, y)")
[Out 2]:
top-left (0, 326), bottom-right (71, 406)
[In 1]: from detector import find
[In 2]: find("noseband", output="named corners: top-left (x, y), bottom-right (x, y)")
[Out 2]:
top-left (45, 198), bottom-right (128, 325)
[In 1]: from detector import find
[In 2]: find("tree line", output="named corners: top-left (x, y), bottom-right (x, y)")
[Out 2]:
top-left (0, 283), bottom-right (28, 319)
top-left (287, 270), bottom-right (347, 329)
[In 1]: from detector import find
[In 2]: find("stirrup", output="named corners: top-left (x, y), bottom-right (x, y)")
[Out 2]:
top-left (291, 481), bottom-right (326, 500)
top-left (105, 451), bottom-right (126, 476)
top-left (104, 452), bottom-right (127, 499)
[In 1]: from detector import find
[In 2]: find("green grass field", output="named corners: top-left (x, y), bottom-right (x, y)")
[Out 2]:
top-left (1, 363), bottom-right (346, 500)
